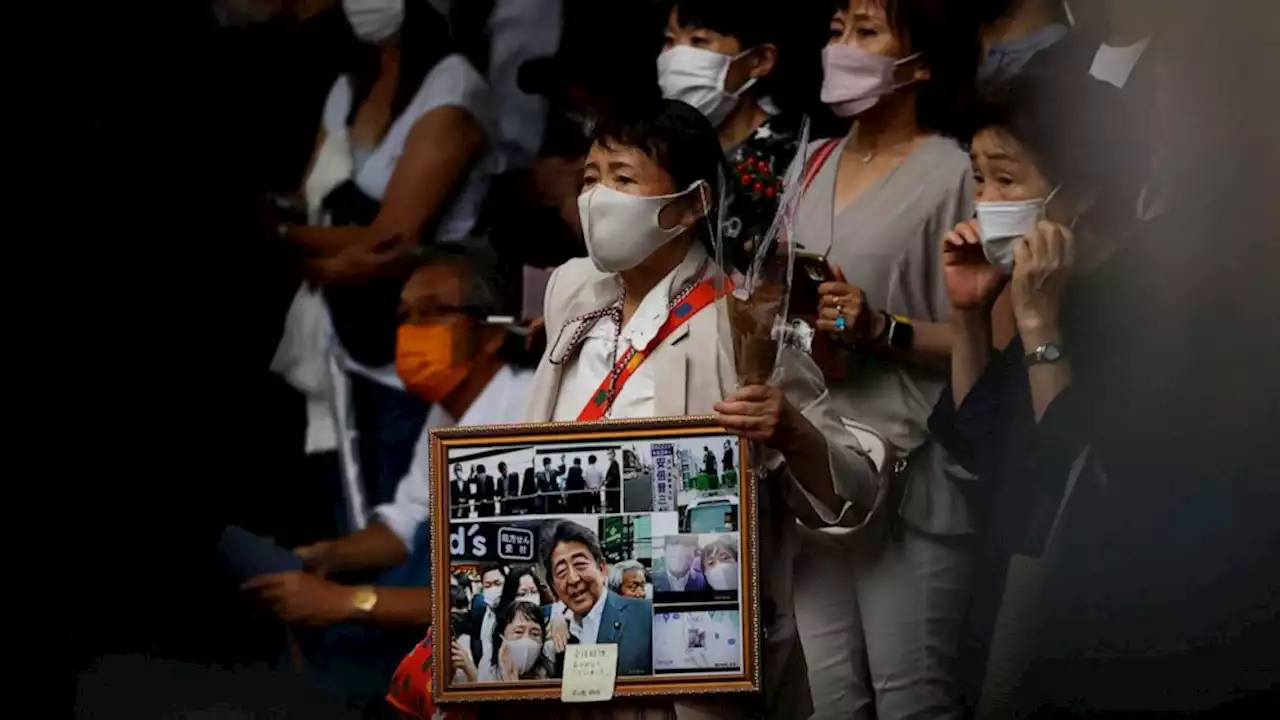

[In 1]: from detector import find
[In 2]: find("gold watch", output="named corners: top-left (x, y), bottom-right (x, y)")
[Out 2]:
top-left (352, 585), bottom-right (379, 615)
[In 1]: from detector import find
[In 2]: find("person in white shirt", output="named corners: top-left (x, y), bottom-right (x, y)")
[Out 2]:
top-left (582, 453), bottom-right (605, 513)
top-left (272, 0), bottom-right (501, 516)
top-left (243, 247), bottom-right (533, 663)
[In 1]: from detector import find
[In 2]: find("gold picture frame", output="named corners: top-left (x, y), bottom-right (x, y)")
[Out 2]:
top-left (430, 415), bottom-right (760, 703)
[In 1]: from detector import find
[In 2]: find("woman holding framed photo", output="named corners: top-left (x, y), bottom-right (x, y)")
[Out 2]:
top-left (515, 98), bottom-right (881, 719)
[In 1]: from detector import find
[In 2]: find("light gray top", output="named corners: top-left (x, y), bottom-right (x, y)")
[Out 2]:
top-left (792, 133), bottom-right (977, 535)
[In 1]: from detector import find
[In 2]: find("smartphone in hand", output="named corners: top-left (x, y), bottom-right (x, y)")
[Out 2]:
top-left (789, 251), bottom-right (832, 318)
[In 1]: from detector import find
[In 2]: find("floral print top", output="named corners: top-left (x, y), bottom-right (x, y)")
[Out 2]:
top-left (720, 114), bottom-right (802, 266)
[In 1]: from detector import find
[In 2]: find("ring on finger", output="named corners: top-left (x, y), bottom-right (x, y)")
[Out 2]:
top-left (834, 304), bottom-right (847, 331)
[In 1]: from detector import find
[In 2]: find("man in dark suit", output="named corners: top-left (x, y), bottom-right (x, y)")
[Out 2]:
top-left (605, 449), bottom-right (622, 514)
top-left (539, 520), bottom-right (653, 677)
top-left (535, 457), bottom-right (555, 514)
top-left (473, 464), bottom-right (497, 518)
top-left (497, 461), bottom-right (520, 515)
top-left (518, 468), bottom-right (538, 515)
top-left (565, 457), bottom-right (586, 513)
top-left (450, 463), bottom-right (470, 519)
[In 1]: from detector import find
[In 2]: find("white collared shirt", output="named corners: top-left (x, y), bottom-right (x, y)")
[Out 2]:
top-left (374, 365), bottom-right (533, 549)
top-left (568, 589), bottom-right (609, 645)
top-left (583, 465), bottom-right (604, 490)
top-left (665, 571), bottom-right (688, 592)
top-left (550, 250), bottom-right (700, 422)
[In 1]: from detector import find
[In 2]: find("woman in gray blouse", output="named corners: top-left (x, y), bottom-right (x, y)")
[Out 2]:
top-left (788, 2), bottom-right (981, 718)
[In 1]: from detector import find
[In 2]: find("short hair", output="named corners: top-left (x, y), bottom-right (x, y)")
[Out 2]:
top-left (498, 461), bottom-right (508, 469)
top-left (967, 73), bottom-right (1143, 228)
top-left (476, 563), bottom-right (507, 582)
top-left (476, 464), bottom-right (486, 474)
top-left (588, 454), bottom-right (597, 464)
top-left (701, 534), bottom-right (739, 562)
top-left (670, 0), bottom-right (825, 115)
top-left (835, 0), bottom-right (982, 138)
top-left (490, 601), bottom-right (551, 673)
top-left (538, 520), bottom-right (605, 579)
top-left (407, 243), bottom-right (507, 317)
top-left (573, 457), bottom-right (582, 465)
top-left (589, 99), bottom-right (726, 258)
top-left (542, 456), bottom-right (552, 464)
top-left (607, 560), bottom-right (649, 592)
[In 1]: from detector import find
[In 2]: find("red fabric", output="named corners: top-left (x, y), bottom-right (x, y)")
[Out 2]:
top-left (576, 276), bottom-right (728, 422)
top-left (801, 138), bottom-right (840, 194)
top-left (386, 627), bottom-right (478, 720)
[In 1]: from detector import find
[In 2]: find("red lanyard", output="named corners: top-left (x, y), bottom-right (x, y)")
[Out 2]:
top-left (577, 276), bottom-right (726, 421)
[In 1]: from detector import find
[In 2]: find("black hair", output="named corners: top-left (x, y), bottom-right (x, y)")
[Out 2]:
top-left (489, 600), bottom-right (553, 677)
top-left (669, 0), bottom-right (827, 116)
top-left (588, 455), bottom-right (597, 464)
top-left (344, 1), bottom-right (451, 129)
top-left (496, 564), bottom-right (552, 612)
top-left (573, 457), bottom-right (582, 465)
top-left (498, 461), bottom-right (508, 470)
top-left (589, 99), bottom-right (727, 258)
top-left (476, 563), bottom-right (506, 582)
top-left (834, 0), bottom-right (982, 138)
top-left (538, 520), bottom-right (606, 580)
top-left (476, 464), bottom-right (486, 474)
top-left (542, 457), bottom-right (552, 464)
top-left (968, 73), bottom-right (1143, 231)
top-left (450, 584), bottom-right (471, 611)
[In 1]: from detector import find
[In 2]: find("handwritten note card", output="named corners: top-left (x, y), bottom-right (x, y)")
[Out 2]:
top-left (560, 644), bottom-right (619, 703)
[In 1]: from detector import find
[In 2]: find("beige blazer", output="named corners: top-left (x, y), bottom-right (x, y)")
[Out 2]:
top-left (525, 249), bottom-right (881, 719)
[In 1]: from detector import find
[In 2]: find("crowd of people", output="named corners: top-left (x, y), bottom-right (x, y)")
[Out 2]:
top-left (75, 0), bottom-right (1277, 718)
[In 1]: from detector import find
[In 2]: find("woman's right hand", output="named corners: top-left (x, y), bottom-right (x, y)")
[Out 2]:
top-left (451, 639), bottom-right (479, 683)
top-left (549, 612), bottom-right (571, 653)
top-left (943, 219), bottom-right (1007, 312)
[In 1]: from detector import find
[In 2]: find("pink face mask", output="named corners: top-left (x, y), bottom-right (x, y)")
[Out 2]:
top-left (820, 44), bottom-right (922, 117)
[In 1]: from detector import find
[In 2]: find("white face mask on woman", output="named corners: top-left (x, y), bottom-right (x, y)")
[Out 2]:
top-left (820, 44), bottom-right (922, 117)
top-left (658, 46), bottom-right (758, 127)
top-left (976, 186), bottom-right (1060, 274)
top-left (577, 181), bottom-right (707, 273)
top-left (503, 636), bottom-right (542, 675)
top-left (704, 561), bottom-right (739, 591)
top-left (516, 592), bottom-right (541, 606)
top-left (342, 0), bottom-right (404, 44)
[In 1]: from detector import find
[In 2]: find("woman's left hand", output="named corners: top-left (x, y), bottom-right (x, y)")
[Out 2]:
top-left (816, 264), bottom-right (882, 345)
top-left (714, 384), bottom-right (798, 449)
top-left (497, 645), bottom-right (520, 682)
top-left (1010, 220), bottom-right (1075, 342)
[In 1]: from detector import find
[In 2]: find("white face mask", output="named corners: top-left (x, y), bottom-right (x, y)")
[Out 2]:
top-left (975, 187), bottom-right (1060, 274)
top-left (482, 585), bottom-right (502, 609)
top-left (342, 0), bottom-right (404, 44)
top-left (643, 583), bottom-right (654, 601)
top-left (516, 592), bottom-right (541, 606)
top-left (658, 46), bottom-right (758, 127)
top-left (704, 561), bottom-right (739, 591)
top-left (503, 636), bottom-right (542, 675)
top-left (664, 545), bottom-right (695, 576)
top-left (577, 181), bottom-right (706, 273)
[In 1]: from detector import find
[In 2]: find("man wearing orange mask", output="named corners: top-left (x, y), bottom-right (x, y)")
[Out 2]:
top-left (239, 246), bottom-right (534, 695)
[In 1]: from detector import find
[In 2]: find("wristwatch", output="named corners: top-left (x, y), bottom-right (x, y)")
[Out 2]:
top-left (1024, 343), bottom-right (1065, 366)
top-left (877, 312), bottom-right (915, 351)
top-left (352, 586), bottom-right (379, 615)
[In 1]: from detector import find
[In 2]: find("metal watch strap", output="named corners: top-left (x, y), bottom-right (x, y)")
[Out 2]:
top-left (1025, 343), bottom-right (1065, 366)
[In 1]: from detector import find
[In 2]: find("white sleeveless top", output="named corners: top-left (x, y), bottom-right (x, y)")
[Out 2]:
top-left (309, 53), bottom-right (499, 389)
